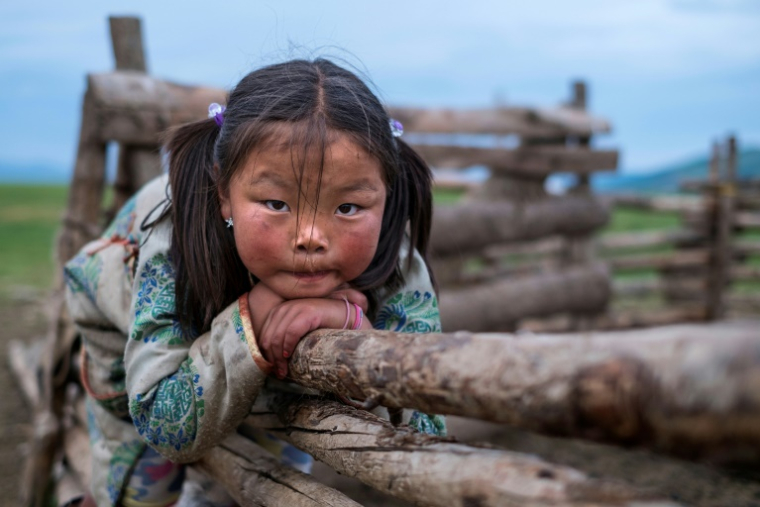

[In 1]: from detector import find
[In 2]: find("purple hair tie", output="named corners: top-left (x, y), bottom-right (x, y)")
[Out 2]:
top-left (389, 118), bottom-right (404, 138)
top-left (208, 103), bottom-right (226, 127)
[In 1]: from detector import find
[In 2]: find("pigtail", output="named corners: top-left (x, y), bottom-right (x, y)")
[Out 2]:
top-left (396, 138), bottom-right (437, 292)
top-left (165, 119), bottom-right (250, 335)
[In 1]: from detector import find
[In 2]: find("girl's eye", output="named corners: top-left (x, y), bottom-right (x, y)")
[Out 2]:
top-left (336, 203), bottom-right (359, 216)
top-left (265, 200), bottom-right (290, 212)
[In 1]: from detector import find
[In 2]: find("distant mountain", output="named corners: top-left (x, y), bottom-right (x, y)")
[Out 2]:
top-left (0, 161), bottom-right (70, 184)
top-left (592, 148), bottom-right (760, 194)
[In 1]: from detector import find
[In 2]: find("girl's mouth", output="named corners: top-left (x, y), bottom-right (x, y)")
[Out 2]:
top-left (291, 270), bottom-right (331, 281)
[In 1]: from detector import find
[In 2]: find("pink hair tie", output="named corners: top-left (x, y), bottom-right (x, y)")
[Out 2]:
top-left (351, 303), bottom-right (364, 330)
top-left (341, 298), bottom-right (351, 330)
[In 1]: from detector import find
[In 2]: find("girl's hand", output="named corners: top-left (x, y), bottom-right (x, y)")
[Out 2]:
top-left (258, 298), bottom-right (350, 379)
top-left (248, 282), bottom-right (286, 339)
top-left (328, 285), bottom-right (369, 314)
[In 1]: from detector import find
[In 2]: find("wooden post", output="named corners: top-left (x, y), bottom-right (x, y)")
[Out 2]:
top-left (705, 140), bottom-right (727, 320)
top-left (563, 80), bottom-right (599, 330)
top-left (707, 136), bottom-right (737, 319)
top-left (107, 16), bottom-right (162, 217)
top-left (109, 16), bottom-right (147, 72)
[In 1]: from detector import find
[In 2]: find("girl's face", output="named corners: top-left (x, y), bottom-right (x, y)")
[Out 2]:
top-left (220, 131), bottom-right (387, 300)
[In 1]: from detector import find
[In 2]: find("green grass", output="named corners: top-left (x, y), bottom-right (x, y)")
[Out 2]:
top-left (602, 207), bottom-right (682, 234)
top-left (0, 185), bottom-right (68, 292)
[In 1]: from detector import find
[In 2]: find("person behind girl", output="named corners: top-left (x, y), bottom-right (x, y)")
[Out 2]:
top-left (64, 58), bottom-right (445, 507)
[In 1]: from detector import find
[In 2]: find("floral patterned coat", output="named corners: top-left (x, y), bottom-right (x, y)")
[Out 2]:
top-left (64, 175), bottom-right (444, 506)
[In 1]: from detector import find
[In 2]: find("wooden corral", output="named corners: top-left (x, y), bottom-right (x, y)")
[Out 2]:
top-left (594, 136), bottom-right (760, 328)
top-left (9, 16), bottom-right (760, 507)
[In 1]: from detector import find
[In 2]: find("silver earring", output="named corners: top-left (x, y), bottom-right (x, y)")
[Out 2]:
top-left (225, 217), bottom-right (234, 228)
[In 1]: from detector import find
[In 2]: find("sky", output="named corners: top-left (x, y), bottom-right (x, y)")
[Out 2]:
top-left (1, 0), bottom-right (759, 177)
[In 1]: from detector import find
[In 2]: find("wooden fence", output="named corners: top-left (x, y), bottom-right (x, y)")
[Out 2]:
top-left (595, 136), bottom-right (760, 328)
top-left (11, 16), bottom-right (760, 507)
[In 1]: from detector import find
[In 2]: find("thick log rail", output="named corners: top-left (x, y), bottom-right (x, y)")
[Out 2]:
top-left (284, 325), bottom-right (760, 461)
top-left (431, 196), bottom-right (610, 257)
top-left (239, 394), bottom-right (679, 507)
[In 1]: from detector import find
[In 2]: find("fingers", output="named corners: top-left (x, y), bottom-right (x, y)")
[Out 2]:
top-left (259, 301), bottom-right (322, 380)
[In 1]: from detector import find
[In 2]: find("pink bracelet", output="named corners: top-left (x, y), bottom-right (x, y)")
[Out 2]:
top-left (351, 303), bottom-right (363, 330)
top-left (341, 298), bottom-right (351, 330)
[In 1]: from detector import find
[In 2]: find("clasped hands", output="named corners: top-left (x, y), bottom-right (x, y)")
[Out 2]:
top-left (248, 283), bottom-right (370, 380)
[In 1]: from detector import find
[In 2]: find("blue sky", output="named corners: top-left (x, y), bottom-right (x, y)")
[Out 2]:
top-left (1, 0), bottom-right (758, 177)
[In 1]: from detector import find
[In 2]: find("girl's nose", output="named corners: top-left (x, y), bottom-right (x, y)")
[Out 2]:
top-left (294, 219), bottom-right (328, 253)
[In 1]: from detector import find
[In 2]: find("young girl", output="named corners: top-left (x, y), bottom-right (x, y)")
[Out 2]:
top-left (64, 58), bottom-right (444, 507)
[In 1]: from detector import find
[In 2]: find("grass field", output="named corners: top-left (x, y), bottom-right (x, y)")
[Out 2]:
top-left (0, 185), bottom-right (68, 294)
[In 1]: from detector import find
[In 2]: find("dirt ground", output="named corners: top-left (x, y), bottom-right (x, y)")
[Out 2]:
top-left (2, 290), bottom-right (760, 507)
top-left (0, 290), bottom-right (47, 504)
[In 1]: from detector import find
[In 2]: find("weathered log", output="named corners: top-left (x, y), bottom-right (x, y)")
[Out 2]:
top-left (610, 194), bottom-right (702, 213)
top-left (439, 263), bottom-right (610, 331)
top-left (452, 258), bottom-right (556, 287)
top-left (483, 236), bottom-right (565, 260)
top-left (110, 145), bottom-right (163, 214)
top-left (735, 240), bottom-right (760, 256)
top-left (194, 434), bottom-right (360, 507)
top-left (520, 306), bottom-right (708, 333)
top-left (54, 466), bottom-right (84, 507)
top-left (241, 394), bottom-right (676, 507)
top-left (431, 195), bottom-right (609, 257)
top-left (285, 322), bottom-right (760, 460)
top-left (63, 422), bottom-right (91, 490)
top-left (682, 178), bottom-right (760, 193)
top-left (8, 339), bottom-right (43, 406)
top-left (612, 278), bottom-right (705, 298)
top-left (736, 211), bottom-right (760, 228)
top-left (732, 264), bottom-right (760, 282)
top-left (86, 72), bottom-right (226, 144)
top-left (413, 144), bottom-right (617, 177)
top-left (588, 306), bottom-right (707, 329)
top-left (388, 105), bottom-right (611, 137)
top-left (57, 91), bottom-right (107, 264)
top-left (598, 230), bottom-right (704, 252)
top-left (607, 249), bottom-right (709, 271)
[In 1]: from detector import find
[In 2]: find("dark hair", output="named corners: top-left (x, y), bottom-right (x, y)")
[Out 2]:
top-left (164, 59), bottom-right (434, 335)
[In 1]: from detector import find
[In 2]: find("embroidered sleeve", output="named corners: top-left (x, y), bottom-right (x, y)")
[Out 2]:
top-left (374, 244), bottom-right (446, 436)
top-left (125, 220), bottom-right (269, 463)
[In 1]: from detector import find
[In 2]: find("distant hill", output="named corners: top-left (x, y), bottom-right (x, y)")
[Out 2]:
top-left (0, 161), bottom-right (70, 184)
top-left (592, 148), bottom-right (760, 194)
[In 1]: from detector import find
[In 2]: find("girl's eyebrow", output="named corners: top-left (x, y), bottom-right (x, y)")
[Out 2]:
top-left (337, 180), bottom-right (381, 193)
top-left (248, 171), bottom-right (292, 188)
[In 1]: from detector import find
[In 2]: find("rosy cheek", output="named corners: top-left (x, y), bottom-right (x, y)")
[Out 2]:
top-left (341, 227), bottom-right (381, 275)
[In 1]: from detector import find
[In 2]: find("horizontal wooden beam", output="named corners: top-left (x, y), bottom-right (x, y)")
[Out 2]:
top-left (598, 230), bottom-right (704, 251)
top-left (285, 322), bottom-right (760, 461)
top-left (736, 211), bottom-right (760, 229)
top-left (242, 394), bottom-right (673, 507)
top-left (612, 278), bottom-right (706, 298)
top-left (608, 249), bottom-right (709, 271)
top-left (431, 195), bottom-right (609, 257)
top-left (440, 263), bottom-right (610, 331)
top-left (609, 194), bottom-right (703, 214)
top-left (388, 105), bottom-right (612, 137)
top-left (86, 72), bottom-right (614, 145)
top-left (87, 72), bottom-right (226, 144)
top-left (195, 434), bottom-right (360, 507)
top-left (522, 306), bottom-right (708, 333)
top-left (412, 144), bottom-right (618, 177)
top-left (732, 265), bottom-right (760, 281)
